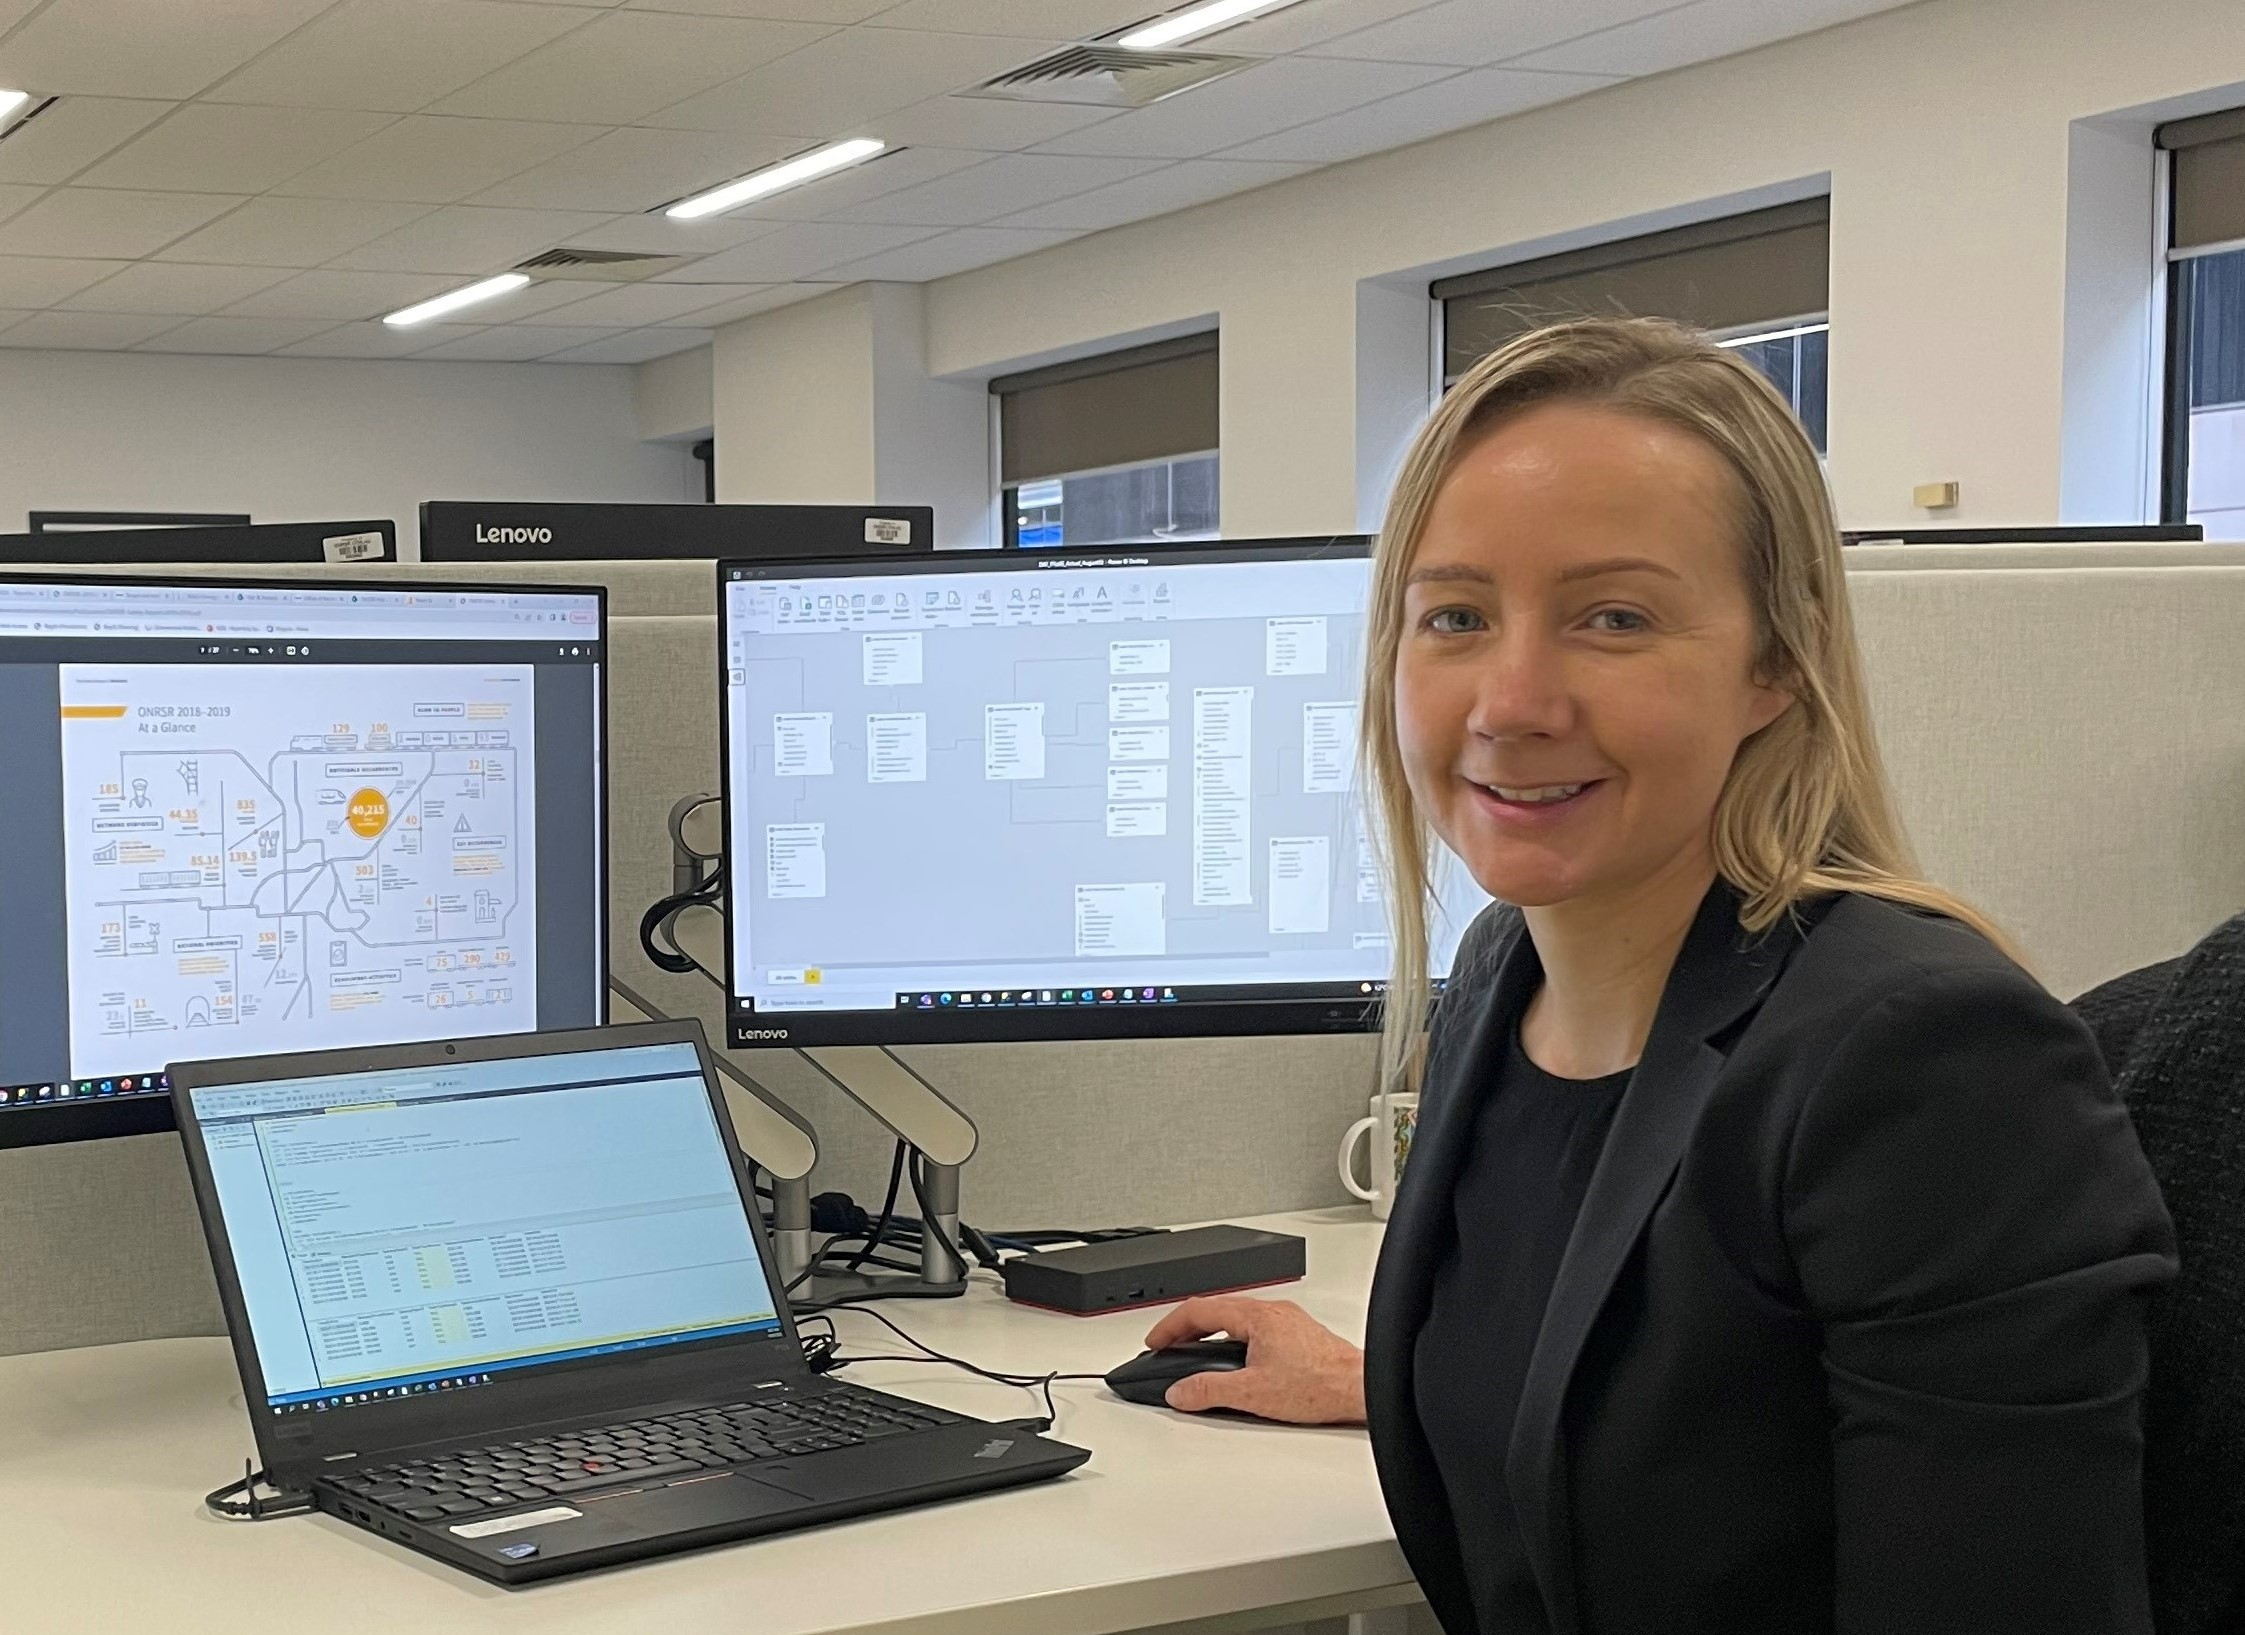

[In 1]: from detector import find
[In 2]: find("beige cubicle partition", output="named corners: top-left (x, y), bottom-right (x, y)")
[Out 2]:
top-left (2, 547), bottom-right (2241, 1357)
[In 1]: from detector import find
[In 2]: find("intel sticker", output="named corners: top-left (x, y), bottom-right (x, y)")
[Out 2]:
top-left (865, 517), bottom-right (913, 546)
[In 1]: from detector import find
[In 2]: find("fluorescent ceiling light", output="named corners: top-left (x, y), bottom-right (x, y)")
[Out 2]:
top-left (668, 138), bottom-right (886, 221)
top-left (383, 273), bottom-right (531, 328)
top-left (1118, 0), bottom-right (1303, 50)
top-left (0, 90), bottom-right (32, 130)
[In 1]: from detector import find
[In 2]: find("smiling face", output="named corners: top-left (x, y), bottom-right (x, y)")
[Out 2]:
top-left (1394, 400), bottom-right (1791, 914)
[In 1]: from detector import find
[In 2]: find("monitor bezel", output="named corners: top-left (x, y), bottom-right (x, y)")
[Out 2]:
top-left (167, 1018), bottom-right (803, 1481)
top-left (714, 536), bottom-right (1387, 1051)
top-left (0, 568), bottom-right (613, 1150)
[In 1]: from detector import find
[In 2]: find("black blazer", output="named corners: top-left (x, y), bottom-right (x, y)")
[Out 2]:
top-left (1366, 882), bottom-right (2178, 1635)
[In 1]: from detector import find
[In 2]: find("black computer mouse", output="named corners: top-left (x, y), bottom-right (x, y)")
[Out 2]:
top-left (1105, 1340), bottom-right (1251, 1408)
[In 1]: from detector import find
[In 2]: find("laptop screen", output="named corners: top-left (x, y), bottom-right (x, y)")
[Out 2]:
top-left (188, 1040), bottom-right (783, 1415)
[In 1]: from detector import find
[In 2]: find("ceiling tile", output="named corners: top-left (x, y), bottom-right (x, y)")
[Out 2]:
top-left (621, 0), bottom-right (892, 19)
top-left (693, 144), bottom-right (990, 224)
top-left (325, 205), bottom-right (617, 272)
top-left (468, 126), bottom-right (806, 212)
top-left (274, 319), bottom-right (485, 357)
top-left (1304, 0), bottom-right (1676, 65)
top-left (61, 260), bottom-right (296, 314)
top-left (647, 27), bottom-right (1056, 137)
top-left (867, 0), bottom-right (1153, 36)
top-left (204, 0), bottom-right (601, 114)
top-left (834, 152), bottom-right (1163, 227)
top-left (219, 268), bottom-right (459, 320)
top-left (0, 0), bottom-right (38, 31)
top-left (1031, 55), bottom-right (1454, 159)
top-left (74, 104), bottom-right (398, 193)
top-left (994, 156), bottom-right (1310, 231)
top-left (153, 197), bottom-right (437, 267)
top-left (512, 279), bottom-right (761, 324)
top-left (0, 309), bottom-right (27, 335)
top-left (414, 323), bottom-right (621, 359)
top-left (0, 183), bottom-right (42, 224)
top-left (817, 223), bottom-right (1077, 281)
top-left (666, 282), bottom-right (830, 325)
top-left (0, 98), bottom-right (174, 186)
top-left (0, 0), bottom-right (337, 100)
top-left (0, 255), bottom-right (132, 306)
top-left (0, 309), bottom-right (183, 348)
top-left (430, 11), bottom-right (836, 125)
top-left (277, 116), bottom-right (604, 205)
top-left (1504, 0), bottom-right (1900, 75)
top-left (134, 315), bottom-right (335, 354)
top-left (539, 326), bottom-right (713, 363)
top-left (1213, 0), bottom-right (1444, 55)
top-left (649, 219), bottom-right (938, 281)
top-left (1221, 65), bottom-right (1612, 162)
top-left (871, 93), bottom-right (1121, 155)
top-left (0, 188), bottom-right (244, 258)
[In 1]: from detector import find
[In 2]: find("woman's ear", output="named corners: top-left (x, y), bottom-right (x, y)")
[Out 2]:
top-left (1744, 662), bottom-right (1795, 738)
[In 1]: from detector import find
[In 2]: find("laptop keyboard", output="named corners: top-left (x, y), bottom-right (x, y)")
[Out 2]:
top-left (325, 1386), bottom-right (950, 1524)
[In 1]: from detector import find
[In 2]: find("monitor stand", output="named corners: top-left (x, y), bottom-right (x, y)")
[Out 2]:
top-left (642, 796), bottom-right (978, 1305)
top-left (793, 1046), bottom-right (974, 1303)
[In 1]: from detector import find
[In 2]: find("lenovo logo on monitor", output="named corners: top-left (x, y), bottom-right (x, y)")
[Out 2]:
top-left (475, 525), bottom-right (554, 547)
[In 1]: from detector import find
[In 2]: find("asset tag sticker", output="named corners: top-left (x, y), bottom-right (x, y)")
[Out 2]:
top-left (450, 1506), bottom-right (581, 1538)
top-left (322, 531), bottom-right (384, 563)
top-left (865, 517), bottom-right (913, 546)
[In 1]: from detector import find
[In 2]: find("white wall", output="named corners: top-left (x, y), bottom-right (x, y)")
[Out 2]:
top-left (708, 0), bottom-right (2245, 540)
top-left (0, 349), bottom-right (699, 554)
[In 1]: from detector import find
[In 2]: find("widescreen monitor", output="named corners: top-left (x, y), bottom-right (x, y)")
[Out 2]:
top-left (420, 502), bottom-right (934, 563)
top-left (716, 538), bottom-right (1487, 1049)
top-left (0, 520), bottom-right (397, 565)
top-left (0, 574), bottom-right (609, 1148)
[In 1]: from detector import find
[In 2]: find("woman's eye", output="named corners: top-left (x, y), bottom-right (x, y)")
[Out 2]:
top-left (1424, 607), bottom-right (1485, 635)
top-left (1585, 607), bottom-right (1648, 634)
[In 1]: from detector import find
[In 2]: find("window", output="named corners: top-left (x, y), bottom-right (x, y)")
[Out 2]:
top-left (2160, 108), bottom-right (2245, 535)
top-left (992, 334), bottom-right (1220, 547)
top-left (1433, 198), bottom-right (1831, 450)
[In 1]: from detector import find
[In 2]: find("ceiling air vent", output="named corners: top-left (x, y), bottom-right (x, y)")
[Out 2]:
top-left (966, 45), bottom-right (1254, 109)
top-left (511, 247), bottom-right (693, 284)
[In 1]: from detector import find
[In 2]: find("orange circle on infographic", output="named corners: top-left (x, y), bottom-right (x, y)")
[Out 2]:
top-left (346, 788), bottom-right (390, 839)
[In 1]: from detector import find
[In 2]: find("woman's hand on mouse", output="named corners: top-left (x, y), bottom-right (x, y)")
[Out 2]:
top-left (1143, 1296), bottom-right (1367, 1424)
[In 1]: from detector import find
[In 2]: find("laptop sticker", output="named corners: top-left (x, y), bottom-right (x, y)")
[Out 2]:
top-left (450, 1506), bottom-right (582, 1538)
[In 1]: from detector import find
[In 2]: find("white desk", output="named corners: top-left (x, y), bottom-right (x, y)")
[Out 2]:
top-left (0, 1209), bottom-right (1420, 1635)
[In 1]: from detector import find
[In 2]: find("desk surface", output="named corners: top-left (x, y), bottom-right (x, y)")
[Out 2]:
top-left (0, 1209), bottom-right (1410, 1635)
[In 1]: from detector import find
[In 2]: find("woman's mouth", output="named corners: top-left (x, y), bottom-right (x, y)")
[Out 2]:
top-left (1468, 779), bottom-right (1605, 819)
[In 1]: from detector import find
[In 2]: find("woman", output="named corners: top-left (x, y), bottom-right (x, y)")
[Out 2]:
top-left (1145, 317), bottom-right (2177, 1633)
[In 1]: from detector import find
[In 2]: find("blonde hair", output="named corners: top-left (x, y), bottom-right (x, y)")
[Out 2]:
top-left (1362, 316), bottom-right (2013, 1091)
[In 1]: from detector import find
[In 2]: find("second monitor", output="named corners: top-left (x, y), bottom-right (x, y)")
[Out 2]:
top-left (0, 573), bottom-right (609, 1147)
top-left (718, 538), bottom-right (1486, 1050)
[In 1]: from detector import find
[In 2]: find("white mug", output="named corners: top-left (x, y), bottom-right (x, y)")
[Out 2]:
top-left (1339, 1091), bottom-right (1420, 1220)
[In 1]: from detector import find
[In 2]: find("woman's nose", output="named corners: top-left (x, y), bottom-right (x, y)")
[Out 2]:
top-left (1464, 628), bottom-right (1572, 741)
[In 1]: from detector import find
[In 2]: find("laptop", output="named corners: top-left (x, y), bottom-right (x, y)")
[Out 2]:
top-left (169, 1019), bottom-right (1088, 1585)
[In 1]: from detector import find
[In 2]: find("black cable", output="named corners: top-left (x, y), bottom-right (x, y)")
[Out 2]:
top-left (844, 1141), bottom-right (908, 1276)
top-left (203, 1458), bottom-right (314, 1521)
top-left (821, 1305), bottom-right (1105, 1432)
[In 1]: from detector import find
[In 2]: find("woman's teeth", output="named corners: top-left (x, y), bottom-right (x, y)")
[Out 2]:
top-left (1489, 783), bottom-right (1586, 804)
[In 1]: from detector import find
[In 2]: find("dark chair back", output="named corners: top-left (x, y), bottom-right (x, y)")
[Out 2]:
top-left (2077, 915), bottom-right (2245, 1633)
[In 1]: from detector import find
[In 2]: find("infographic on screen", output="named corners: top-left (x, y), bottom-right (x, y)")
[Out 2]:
top-left (58, 663), bottom-right (538, 1076)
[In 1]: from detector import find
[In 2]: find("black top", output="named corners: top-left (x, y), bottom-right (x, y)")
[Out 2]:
top-left (1413, 1022), bottom-right (1631, 1635)
top-left (1366, 886), bottom-right (2175, 1635)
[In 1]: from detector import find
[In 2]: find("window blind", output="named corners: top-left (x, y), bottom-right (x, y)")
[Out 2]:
top-left (2161, 106), bottom-right (2245, 254)
top-left (1434, 199), bottom-right (1830, 385)
top-left (993, 333), bottom-right (1219, 486)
